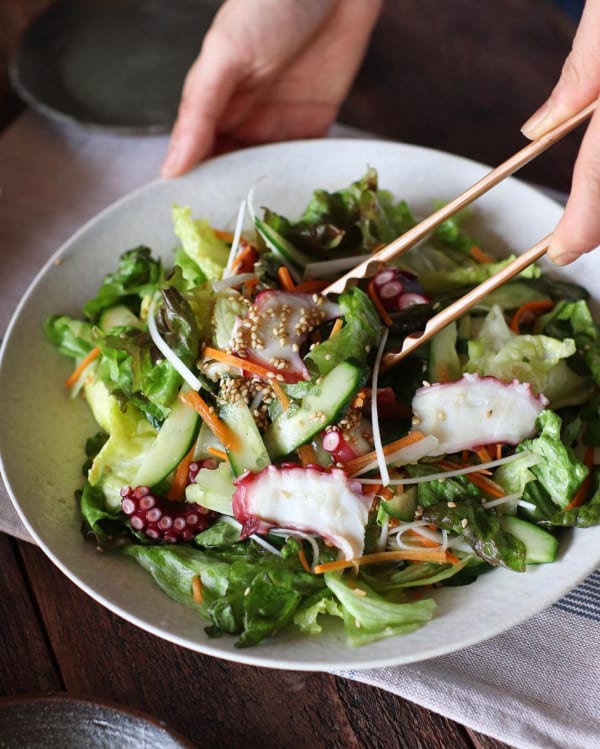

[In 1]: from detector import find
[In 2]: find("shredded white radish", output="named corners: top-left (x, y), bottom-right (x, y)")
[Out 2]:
top-left (441, 529), bottom-right (449, 552)
top-left (270, 528), bottom-right (321, 568)
top-left (356, 450), bottom-right (538, 485)
top-left (517, 499), bottom-right (538, 512)
top-left (69, 361), bottom-right (98, 399)
top-left (219, 514), bottom-right (281, 556)
top-left (147, 297), bottom-right (203, 391)
top-left (370, 328), bottom-right (390, 486)
top-left (377, 519), bottom-right (389, 552)
top-left (212, 272), bottom-right (256, 292)
top-left (387, 520), bottom-right (445, 550)
top-left (482, 492), bottom-right (522, 509)
top-left (223, 199), bottom-right (247, 277)
top-left (303, 254), bottom-right (370, 279)
top-left (350, 434), bottom-right (439, 478)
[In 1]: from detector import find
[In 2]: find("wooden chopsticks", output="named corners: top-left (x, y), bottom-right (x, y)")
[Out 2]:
top-left (381, 233), bottom-right (551, 371)
top-left (323, 101), bottom-right (596, 297)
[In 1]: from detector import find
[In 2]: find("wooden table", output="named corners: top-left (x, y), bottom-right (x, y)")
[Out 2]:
top-left (0, 2), bottom-right (583, 747)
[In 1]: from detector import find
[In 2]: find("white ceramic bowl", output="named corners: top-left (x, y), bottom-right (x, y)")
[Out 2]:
top-left (1, 139), bottom-right (599, 670)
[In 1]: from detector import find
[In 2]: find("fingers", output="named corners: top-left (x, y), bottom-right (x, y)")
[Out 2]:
top-left (548, 106), bottom-right (600, 264)
top-left (521, 0), bottom-right (600, 139)
top-left (161, 29), bottom-right (245, 177)
top-left (160, 0), bottom-right (339, 178)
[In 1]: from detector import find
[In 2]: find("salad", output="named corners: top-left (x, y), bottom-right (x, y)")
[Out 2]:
top-left (45, 169), bottom-right (600, 648)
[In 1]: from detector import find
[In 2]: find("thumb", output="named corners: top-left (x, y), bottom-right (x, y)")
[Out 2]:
top-left (521, 1), bottom-right (600, 139)
top-left (548, 106), bottom-right (600, 264)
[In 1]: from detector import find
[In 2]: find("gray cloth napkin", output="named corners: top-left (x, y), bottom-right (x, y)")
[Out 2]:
top-left (1, 111), bottom-right (599, 749)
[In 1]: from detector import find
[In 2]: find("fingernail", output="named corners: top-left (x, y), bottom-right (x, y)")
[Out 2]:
top-left (521, 100), bottom-right (553, 138)
top-left (160, 141), bottom-right (180, 178)
top-left (548, 245), bottom-right (579, 266)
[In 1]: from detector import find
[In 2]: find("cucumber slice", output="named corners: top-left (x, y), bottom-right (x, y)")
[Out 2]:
top-left (254, 215), bottom-right (307, 279)
top-left (219, 399), bottom-right (271, 476)
top-left (381, 488), bottom-right (418, 522)
top-left (428, 321), bottom-right (461, 382)
top-left (501, 515), bottom-right (559, 564)
top-left (134, 396), bottom-right (200, 487)
top-left (98, 304), bottom-right (143, 332)
top-left (185, 461), bottom-right (235, 515)
top-left (264, 360), bottom-right (368, 459)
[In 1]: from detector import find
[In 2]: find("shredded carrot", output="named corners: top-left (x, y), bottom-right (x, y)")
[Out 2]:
top-left (465, 471), bottom-right (505, 498)
top-left (564, 446), bottom-right (595, 511)
top-left (367, 277), bottom-right (393, 326)
top-left (294, 279), bottom-right (328, 293)
top-left (313, 547), bottom-right (450, 574)
top-left (469, 245), bottom-right (493, 264)
top-left (377, 486), bottom-right (395, 501)
top-left (202, 346), bottom-right (273, 379)
top-left (297, 443), bottom-right (318, 467)
top-left (406, 528), bottom-right (442, 549)
top-left (201, 347), bottom-right (290, 409)
top-left (329, 318), bottom-right (344, 339)
top-left (207, 446), bottom-right (228, 462)
top-left (495, 443), bottom-right (504, 461)
top-left (438, 459), bottom-right (492, 476)
top-left (213, 229), bottom-right (234, 242)
top-left (510, 300), bottom-right (556, 333)
top-left (270, 379), bottom-right (290, 410)
top-left (65, 346), bottom-right (101, 388)
top-left (191, 574), bottom-right (204, 603)
top-left (446, 551), bottom-right (461, 565)
top-left (166, 445), bottom-right (196, 501)
top-left (277, 265), bottom-right (296, 291)
top-left (232, 241), bottom-right (258, 274)
top-left (298, 548), bottom-right (312, 573)
top-left (342, 431), bottom-right (425, 476)
top-left (475, 446), bottom-right (492, 464)
top-left (243, 277), bottom-right (259, 295)
top-left (179, 390), bottom-right (238, 451)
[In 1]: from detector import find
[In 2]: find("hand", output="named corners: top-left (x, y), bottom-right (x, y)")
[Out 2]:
top-left (521, 0), bottom-right (600, 265)
top-left (161, 0), bottom-right (382, 178)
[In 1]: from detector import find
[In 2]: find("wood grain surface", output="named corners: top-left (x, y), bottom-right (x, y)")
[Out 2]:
top-left (10, 537), bottom-right (510, 749)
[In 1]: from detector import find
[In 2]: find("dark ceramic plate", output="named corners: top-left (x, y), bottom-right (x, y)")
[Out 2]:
top-left (10, 0), bottom-right (221, 133)
top-left (0, 694), bottom-right (196, 748)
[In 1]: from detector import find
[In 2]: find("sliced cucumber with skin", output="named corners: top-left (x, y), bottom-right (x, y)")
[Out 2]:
top-left (134, 395), bottom-right (200, 488)
top-left (98, 304), bottom-right (143, 332)
top-left (500, 515), bottom-right (559, 564)
top-left (264, 360), bottom-right (368, 460)
top-left (429, 321), bottom-right (461, 383)
top-left (381, 488), bottom-right (418, 522)
top-left (254, 215), bottom-right (307, 280)
top-left (219, 399), bottom-right (271, 476)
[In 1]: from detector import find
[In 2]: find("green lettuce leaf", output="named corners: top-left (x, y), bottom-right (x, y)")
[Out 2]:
top-left (550, 469), bottom-right (600, 527)
top-left (44, 315), bottom-right (95, 359)
top-left (421, 500), bottom-right (527, 571)
top-left (94, 286), bottom-right (200, 424)
top-left (465, 304), bottom-right (589, 407)
top-left (263, 168), bottom-right (415, 257)
top-left (172, 204), bottom-right (230, 281)
top-left (419, 256), bottom-right (540, 296)
top-left (519, 410), bottom-right (589, 510)
top-left (83, 247), bottom-right (163, 320)
top-left (324, 572), bottom-right (436, 647)
top-left (306, 288), bottom-right (384, 375)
